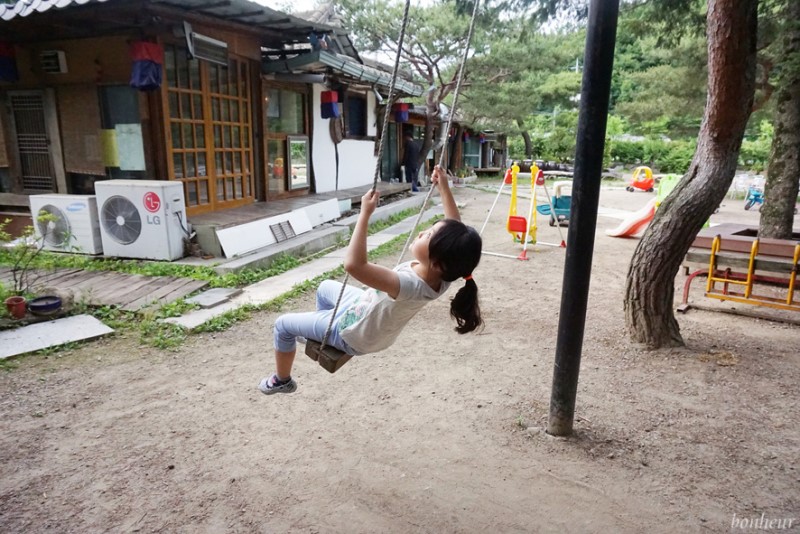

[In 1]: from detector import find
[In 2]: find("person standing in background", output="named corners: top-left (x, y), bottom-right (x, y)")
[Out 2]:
top-left (402, 131), bottom-right (421, 192)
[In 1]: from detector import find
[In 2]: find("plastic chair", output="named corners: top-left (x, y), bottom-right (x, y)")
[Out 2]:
top-left (728, 175), bottom-right (751, 199)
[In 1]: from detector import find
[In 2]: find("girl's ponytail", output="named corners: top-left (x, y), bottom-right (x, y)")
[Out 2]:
top-left (450, 277), bottom-right (482, 334)
top-left (429, 219), bottom-right (483, 334)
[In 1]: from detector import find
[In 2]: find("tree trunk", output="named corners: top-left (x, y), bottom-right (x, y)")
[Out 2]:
top-left (624, 0), bottom-right (758, 348)
top-left (449, 124), bottom-right (464, 170)
top-left (420, 88), bottom-right (440, 173)
top-left (759, 0), bottom-right (800, 239)
top-left (516, 118), bottom-right (532, 158)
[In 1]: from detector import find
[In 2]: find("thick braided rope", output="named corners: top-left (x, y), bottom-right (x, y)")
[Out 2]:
top-left (320, 0), bottom-right (413, 349)
top-left (395, 0), bottom-right (481, 265)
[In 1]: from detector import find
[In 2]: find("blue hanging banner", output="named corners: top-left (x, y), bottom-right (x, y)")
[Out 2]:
top-left (129, 41), bottom-right (164, 91)
top-left (393, 102), bottom-right (409, 123)
top-left (0, 42), bottom-right (19, 83)
top-left (321, 90), bottom-right (340, 118)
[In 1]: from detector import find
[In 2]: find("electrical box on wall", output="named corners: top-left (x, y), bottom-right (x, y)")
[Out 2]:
top-left (40, 50), bottom-right (68, 74)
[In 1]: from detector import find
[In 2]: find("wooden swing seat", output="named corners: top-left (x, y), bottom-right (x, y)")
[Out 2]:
top-left (305, 339), bottom-right (353, 373)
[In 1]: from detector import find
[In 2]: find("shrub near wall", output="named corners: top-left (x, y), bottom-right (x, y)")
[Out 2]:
top-left (609, 140), bottom-right (645, 165)
top-left (608, 137), bottom-right (695, 174)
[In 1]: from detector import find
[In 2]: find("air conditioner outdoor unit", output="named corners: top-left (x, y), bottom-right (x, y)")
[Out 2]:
top-left (95, 180), bottom-right (187, 261)
top-left (28, 194), bottom-right (103, 254)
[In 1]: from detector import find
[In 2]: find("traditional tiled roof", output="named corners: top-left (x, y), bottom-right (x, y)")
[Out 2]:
top-left (1, 0), bottom-right (347, 49)
top-left (1, 0), bottom-right (108, 21)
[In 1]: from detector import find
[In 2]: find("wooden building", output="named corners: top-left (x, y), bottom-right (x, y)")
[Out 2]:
top-left (0, 0), bottom-right (422, 236)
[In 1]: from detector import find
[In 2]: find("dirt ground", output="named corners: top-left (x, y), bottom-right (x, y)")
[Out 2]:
top-left (1, 184), bottom-right (798, 533)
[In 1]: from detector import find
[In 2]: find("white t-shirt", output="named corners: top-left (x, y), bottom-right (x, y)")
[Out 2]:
top-left (339, 261), bottom-right (451, 354)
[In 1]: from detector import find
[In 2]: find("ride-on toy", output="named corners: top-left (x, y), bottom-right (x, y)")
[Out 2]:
top-left (626, 166), bottom-right (655, 192)
top-left (744, 185), bottom-right (764, 211)
top-left (537, 181), bottom-right (572, 226)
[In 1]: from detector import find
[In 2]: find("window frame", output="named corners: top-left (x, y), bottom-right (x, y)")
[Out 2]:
top-left (343, 91), bottom-right (370, 140)
top-left (263, 82), bottom-right (310, 200)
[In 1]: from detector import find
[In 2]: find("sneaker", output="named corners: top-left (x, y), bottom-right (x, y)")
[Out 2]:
top-left (258, 374), bottom-right (297, 395)
top-left (411, 187), bottom-right (420, 193)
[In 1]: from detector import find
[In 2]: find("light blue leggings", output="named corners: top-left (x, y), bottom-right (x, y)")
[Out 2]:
top-left (274, 280), bottom-right (364, 355)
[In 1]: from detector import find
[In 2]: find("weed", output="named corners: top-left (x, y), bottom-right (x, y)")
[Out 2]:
top-left (155, 299), bottom-right (197, 319)
top-left (194, 306), bottom-right (253, 333)
top-left (36, 341), bottom-right (80, 356)
top-left (0, 359), bottom-right (18, 371)
top-left (139, 321), bottom-right (187, 350)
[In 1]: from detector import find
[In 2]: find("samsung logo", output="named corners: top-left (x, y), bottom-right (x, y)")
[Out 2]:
top-left (66, 202), bottom-right (87, 212)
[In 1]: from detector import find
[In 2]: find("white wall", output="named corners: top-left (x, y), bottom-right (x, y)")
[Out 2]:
top-left (311, 85), bottom-right (381, 193)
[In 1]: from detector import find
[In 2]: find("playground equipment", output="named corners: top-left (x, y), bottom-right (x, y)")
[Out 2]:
top-left (605, 198), bottom-right (657, 237)
top-left (679, 223), bottom-right (800, 315)
top-left (537, 181), bottom-right (572, 226)
top-left (607, 173), bottom-right (683, 238)
top-left (626, 166), bottom-right (655, 192)
top-left (479, 163), bottom-right (566, 260)
top-left (744, 185), bottom-right (764, 211)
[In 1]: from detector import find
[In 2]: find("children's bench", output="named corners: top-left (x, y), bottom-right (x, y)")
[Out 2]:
top-left (678, 224), bottom-right (799, 313)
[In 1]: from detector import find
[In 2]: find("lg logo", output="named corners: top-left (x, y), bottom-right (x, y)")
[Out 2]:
top-left (143, 192), bottom-right (162, 225)
top-left (143, 191), bottom-right (161, 213)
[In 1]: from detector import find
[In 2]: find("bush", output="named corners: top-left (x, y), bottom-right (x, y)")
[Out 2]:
top-left (641, 138), bottom-right (670, 166)
top-left (608, 137), bottom-right (695, 174)
top-left (739, 138), bottom-right (770, 172)
top-left (658, 139), bottom-right (695, 174)
top-left (609, 140), bottom-right (645, 164)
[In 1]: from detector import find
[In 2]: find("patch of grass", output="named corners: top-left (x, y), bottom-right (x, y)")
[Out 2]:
top-left (88, 305), bottom-right (136, 330)
top-left (139, 320), bottom-right (187, 350)
top-left (35, 341), bottom-right (81, 356)
top-left (0, 359), bottom-right (18, 371)
top-left (194, 305), bottom-right (254, 333)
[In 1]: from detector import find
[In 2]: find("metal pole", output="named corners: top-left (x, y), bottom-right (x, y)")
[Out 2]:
top-left (547, 0), bottom-right (620, 436)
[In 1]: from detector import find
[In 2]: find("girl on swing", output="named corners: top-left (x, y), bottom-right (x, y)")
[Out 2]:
top-left (259, 165), bottom-right (483, 395)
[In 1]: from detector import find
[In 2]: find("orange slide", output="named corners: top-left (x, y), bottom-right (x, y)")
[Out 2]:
top-left (605, 198), bottom-right (657, 238)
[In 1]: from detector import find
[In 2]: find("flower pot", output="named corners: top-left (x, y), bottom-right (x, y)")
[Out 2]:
top-left (5, 296), bottom-right (27, 319)
top-left (28, 295), bottom-right (62, 316)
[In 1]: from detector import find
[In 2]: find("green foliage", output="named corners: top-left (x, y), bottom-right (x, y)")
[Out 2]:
top-left (139, 320), bottom-right (187, 350)
top-left (0, 216), bottom-right (63, 295)
top-left (609, 139), bottom-right (645, 164)
top-left (461, 22), bottom-right (585, 134)
top-left (737, 119), bottom-right (773, 173)
top-left (337, 0), bottom-right (487, 154)
top-left (739, 140), bottom-right (770, 173)
top-left (608, 137), bottom-right (697, 174)
top-left (194, 306), bottom-right (253, 333)
top-left (657, 139), bottom-right (696, 174)
top-left (88, 305), bottom-right (133, 330)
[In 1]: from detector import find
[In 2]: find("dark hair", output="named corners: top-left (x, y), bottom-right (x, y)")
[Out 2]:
top-left (428, 218), bottom-right (483, 334)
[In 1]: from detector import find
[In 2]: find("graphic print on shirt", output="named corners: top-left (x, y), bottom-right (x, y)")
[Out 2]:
top-left (338, 289), bottom-right (380, 332)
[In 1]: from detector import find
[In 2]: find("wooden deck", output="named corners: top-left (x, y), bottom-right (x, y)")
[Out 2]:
top-left (0, 268), bottom-right (208, 312)
top-left (187, 182), bottom-right (412, 228)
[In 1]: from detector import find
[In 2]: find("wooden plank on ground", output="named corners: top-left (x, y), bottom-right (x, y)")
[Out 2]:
top-left (93, 274), bottom-right (156, 306)
top-left (54, 271), bottom-right (99, 290)
top-left (2, 265), bottom-right (212, 312)
top-left (122, 278), bottom-right (209, 311)
top-left (34, 269), bottom-right (87, 287)
top-left (77, 272), bottom-right (130, 296)
top-left (115, 277), bottom-right (179, 309)
top-left (60, 272), bottom-right (126, 304)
